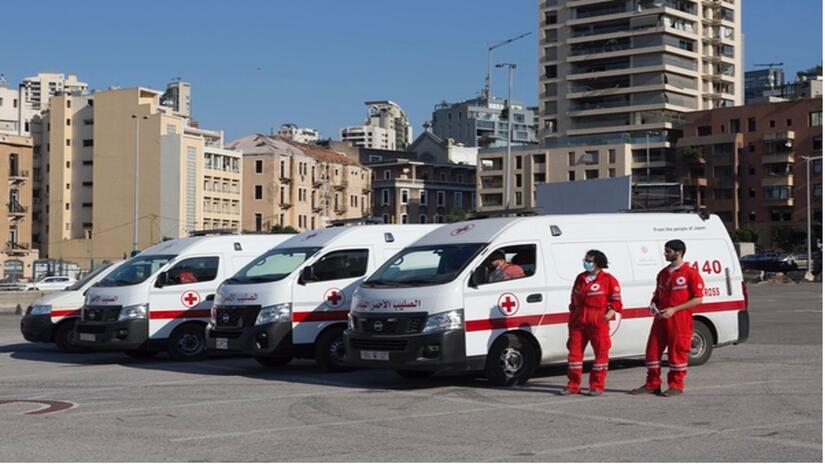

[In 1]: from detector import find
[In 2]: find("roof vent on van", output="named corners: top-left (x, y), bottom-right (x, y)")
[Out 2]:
top-left (234, 242), bottom-right (242, 251)
top-left (327, 216), bottom-right (383, 227)
top-left (550, 225), bottom-right (562, 237)
top-left (384, 233), bottom-right (395, 243)
top-left (190, 228), bottom-right (235, 237)
top-left (468, 207), bottom-right (543, 220)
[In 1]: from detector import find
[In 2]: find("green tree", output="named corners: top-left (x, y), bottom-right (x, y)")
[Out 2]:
top-left (445, 209), bottom-right (468, 224)
top-left (269, 225), bottom-right (299, 234)
top-left (771, 226), bottom-right (807, 252)
top-left (730, 228), bottom-right (759, 244)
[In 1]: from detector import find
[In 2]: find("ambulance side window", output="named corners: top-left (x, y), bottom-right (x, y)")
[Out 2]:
top-left (311, 249), bottom-right (369, 281)
top-left (473, 244), bottom-right (536, 285)
top-left (166, 257), bottom-right (220, 285)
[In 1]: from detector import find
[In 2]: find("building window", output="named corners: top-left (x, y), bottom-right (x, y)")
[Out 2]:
top-left (400, 214), bottom-right (408, 224)
top-left (609, 168), bottom-right (616, 177)
top-left (382, 214), bottom-right (390, 224)
top-left (254, 185), bottom-right (263, 200)
top-left (515, 156), bottom-right (522, 170)
top-left (747, 117), bottom-right (756, 132)
top-left (749, 188), bottom-right (756, 198)
top-left (769, 120), bottom-right (775, 128)
top-left (66, 118), bottom-right (71, 126)
top-left (65, 139), bottom-right (71, 146)
top-left (254, 213), bottom-right (263, 232)
top-left (279, 186), bottom-right (285, 204)
top-left (814, 184), bottom-right (822, 198)
top-left (697, 126), bottom-right (712, 136)
top-left (280, 159), bottom-right (286, 178)
top-left (400, 189), bottom-right (409, 205)
top-left (809, 111), bottom-right (822, 127)
top-left (786, 119), bottom-right (792, 127)
top-left (748, 143), bottom-right (755, 153)
top-left (568, 171), bottom-right (575, 181)
top-left (515, 191), bottom-right (522, 206)
top-left (453, 191), bottom-right (463, 207)
top-left (608, 149), bottom-right (616, 164)
top-left (457, 173), bottom-right (464, 183)
top-left (381, 189), bottom-right (390, 205)
top-left (255, 160), bottom-right (263, 173)
top-left (383, 170), bottom-right (391, 179)
top-left (82, 139), bottom-right (93, 147)
top-left (419, 214), bottom-right (427, 223)
top-left (568, 152), bottom-right (576, 166)
top-left (420, 190), bottom-right (427, 206)
top-left (748, 166), bottom-right (756, 175)
top-left (730, 119), bottom-right (740, 133)
top-left (437, 191), bottom-right (446, 207)
top-left (515, 174), bottom-right (522, 188)
top-left (585, 169), bottom-right (599, 179)
top-left (440, 172), bottom-right (447, 182)
top-left (749, 211), bottom-right (756, 221)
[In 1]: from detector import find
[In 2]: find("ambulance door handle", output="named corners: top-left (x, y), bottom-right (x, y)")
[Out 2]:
top-left (527, 294), bottom-right (542, 303)
top-left (206, 294), bottom-right (215, 301)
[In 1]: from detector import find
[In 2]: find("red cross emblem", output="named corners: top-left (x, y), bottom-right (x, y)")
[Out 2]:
top-left (181, 290), bottom-right (201, 308)
top-left (497, 292), bottom-right (519, 316)
top-left (450, 224), bottom-right (475, 236)
top-left (324, 288), bottom-right (344, 308)
top-left (641, 246), bottom-right (648, 254)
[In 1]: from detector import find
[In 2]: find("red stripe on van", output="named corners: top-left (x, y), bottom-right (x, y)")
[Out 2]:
top-left (292, 310), bottom-right (349, 323)
top-left (149, 309), bottom-right (211, 320)
top-left (51, 309), bottom-right (80, 318)
top-left (465, 300), bottom-right (745, 332)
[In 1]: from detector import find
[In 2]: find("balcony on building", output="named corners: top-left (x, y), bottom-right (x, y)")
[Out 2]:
top-left (762, 173), bottom-right (794, 187)
top-left (9, 169), bottom-right (28, 183)
top-left (5, 241), bottom-right (30, 256)
top-left (7, 201), bottom-right (27, 218)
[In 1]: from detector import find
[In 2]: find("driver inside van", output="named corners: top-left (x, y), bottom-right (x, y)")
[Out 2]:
top-left (486, 250), bottom-right (525, 283)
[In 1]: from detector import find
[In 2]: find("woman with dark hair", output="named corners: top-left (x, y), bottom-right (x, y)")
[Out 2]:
top-left (562, 249), bottom-right (623, 396)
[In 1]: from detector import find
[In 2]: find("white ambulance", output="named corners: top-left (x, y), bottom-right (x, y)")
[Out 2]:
top-left (20, 261), bottom-right (124, 352)
top-left (344, 213), bottom-right (749, 385)
top-left (206, 224), bottom-right (439, 371)
top-left (75, 235), bottom-right (289, 361)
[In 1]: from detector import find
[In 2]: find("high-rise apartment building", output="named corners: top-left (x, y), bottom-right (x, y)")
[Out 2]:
top-left (340, 100), bottom-right (413, 150)
top-left (233, 134), bottom-right (371, 232)
top-left (160, 80), bottom-right (192, 118)
top-left (274, 123), bottom-right (320, 144)
top-left (40, 86), bottom-right (242, 263)
top-left (0, 72), bottom-right (88, 136)
top-left (0, 133), bottom-right (37, 280)
top-left (431, 97), bottom-right (539, 148)
top-left (340, 125), bottom-right (396, 150)
top-left (539, 0), bottom-right (742, 142)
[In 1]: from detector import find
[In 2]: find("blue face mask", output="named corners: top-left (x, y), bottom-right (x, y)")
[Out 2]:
top-left (583, 261), bottom-right (596, 273)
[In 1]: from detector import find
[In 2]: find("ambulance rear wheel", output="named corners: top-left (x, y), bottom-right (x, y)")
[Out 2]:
top-left (315, 326), bottom-right (350, 373)
top-left (485, 333), bottom-right (536, 386)
top-left (255, 356), bottom-right (292, 367)
top-left (689, 321), bottom-right (714, 366)
top-left (168, 324), bottom-right (208, 362)
top-left (54, 319), bottom-right (86, 353)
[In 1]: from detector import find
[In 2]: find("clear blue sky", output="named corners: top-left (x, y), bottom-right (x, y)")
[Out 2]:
top-left (0, 0), bottom-right (821, 142)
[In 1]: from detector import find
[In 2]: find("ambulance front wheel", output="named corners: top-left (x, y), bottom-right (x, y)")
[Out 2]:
top-left (315, 325), bottom-right (350, 373)
top-left (689, 320), bottom-right (714, 366)
top-left (168, 323), bottom-right (208, 362)
top-left (485, 333), bottom-right (537, 386)
top-left (54, 319), bottom-right (86, 353)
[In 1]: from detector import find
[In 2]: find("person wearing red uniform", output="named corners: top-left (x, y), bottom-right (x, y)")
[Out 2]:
top-left (561, 250), bottom-right (623, 396)
top-left (631, 239), bottom-right (704, 397)
top-left (486, 250), bottom-right (525, 283)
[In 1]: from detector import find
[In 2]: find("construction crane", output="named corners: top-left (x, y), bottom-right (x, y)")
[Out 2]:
top-left (484, 32), bottom-right (531, 102)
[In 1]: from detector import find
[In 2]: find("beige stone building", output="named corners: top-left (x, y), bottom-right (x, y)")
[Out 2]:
top-left (232, 135), bottom-right (371, 232)
top-left (38, 86), bottom-right (242, 264)
top-left (0, 133), bottom-right (38, 280)
top-left (477, 142), bottom-right (635, 210)
top-left (539, 0), bottom-right (742, 142)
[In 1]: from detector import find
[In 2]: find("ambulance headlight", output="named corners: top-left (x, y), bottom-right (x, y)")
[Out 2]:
top-left (422, 310), bottom-right (463, 333)
top-left (347, 312), bottom-right (356, 331)
top-left (31, 304), bottom-right (52, 316)
top-left (118, 303), bottom-right (148, 321)
top-left (255, 303), bottom-right (291, 325)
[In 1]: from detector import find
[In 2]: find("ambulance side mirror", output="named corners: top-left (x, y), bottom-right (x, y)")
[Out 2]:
top-left (299, 266), bottom-right (315, 286)
top-left (155, 271), bottom-right (168, 288)
top-left (469, 266), bottom-right (487, 289)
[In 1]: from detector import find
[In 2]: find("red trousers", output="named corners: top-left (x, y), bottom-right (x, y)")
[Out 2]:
top-left (644, 312), bottom-right (693, 391)
top-left (566, 324), bottom-right (611, 392)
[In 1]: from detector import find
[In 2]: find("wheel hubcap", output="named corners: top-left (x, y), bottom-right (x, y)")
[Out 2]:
top-left (328, 337), bottom-right (345, 364)
top-left (179, 333), bottom-right (203, 355)
top-left (499, 347), bottom-right (524, 377)
top-left (690, 332), bottom-right (705, 358)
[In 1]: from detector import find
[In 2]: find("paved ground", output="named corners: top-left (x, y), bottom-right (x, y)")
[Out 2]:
top-left (0, 283), bottom-right (820, 462)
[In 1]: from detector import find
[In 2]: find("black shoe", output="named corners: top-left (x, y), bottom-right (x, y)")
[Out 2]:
top-left (629, 385), bottom-right (660, 395)
top-left (661, 388), bottom-right (683, 397)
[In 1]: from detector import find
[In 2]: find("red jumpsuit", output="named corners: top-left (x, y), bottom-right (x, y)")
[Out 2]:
top-left (643, 263), bottom-right (704, 391)
top-left (566, 271), bottom-right (622, 393)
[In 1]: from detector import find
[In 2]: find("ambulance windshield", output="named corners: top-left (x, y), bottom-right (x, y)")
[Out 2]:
top-left (363, 243), bottom-right (485, 287)
top-left (66, 261), bottom-right (116, 291)
top-left (96, 255), bottom-right (176, 287)
top-left (228, 247), bottom-right (321, 284)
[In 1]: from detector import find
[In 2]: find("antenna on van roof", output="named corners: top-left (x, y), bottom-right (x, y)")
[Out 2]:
top-left (326, 216), bottom-right (383, 227)
top-left (189, 228), bottom-right (236, 237)
top-left (620, 206), bottom-right (711, 221)
top-left (468, 208), bottom-right (543, 220)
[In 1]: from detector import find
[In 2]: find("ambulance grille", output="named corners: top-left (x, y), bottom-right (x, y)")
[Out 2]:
top-left (354, 313), bottom-right (427, 334)
top-left (215, 305), bottom-right (261, 329)
top-left (83, 305), bottom-right (122, 322)
top-left (350, 338), bottom-right (407, 351)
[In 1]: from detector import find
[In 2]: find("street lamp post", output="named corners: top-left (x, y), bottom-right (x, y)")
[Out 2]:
top-left (802, 155), bottom-right (822, 280)
top-left (496, 63), bottom-right (517, 211)
top-left (131, 114), bottom-right (148, 256)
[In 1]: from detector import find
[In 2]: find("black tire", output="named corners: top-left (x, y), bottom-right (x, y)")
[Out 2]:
top-left (255, 355), bottom-right (292, 367)
top-left (54, 319), bottom-right (87, 353)
top-left (168, 324), bottom-right (208, 362)
top-left (485, 333), bottom-right (536, 386)
top-left (689, 320), bottom-right (714, 366)
top-left (124, 349), bottom-right (158, 359)
top-left (395, 369), bottom-right (435, 379)
top-left (315, 326), bottom-right (350, 372)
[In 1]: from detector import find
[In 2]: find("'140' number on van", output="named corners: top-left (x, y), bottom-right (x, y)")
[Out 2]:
top-left (691, 260), bottom-right (723, 274)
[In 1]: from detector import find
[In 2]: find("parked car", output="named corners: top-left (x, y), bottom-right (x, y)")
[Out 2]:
top-left (25, 276), bottom-right (77, 291)
top-left (739, 252), bottom-right (797, 272)
top-left (788, 251), bottom-right (811, 271)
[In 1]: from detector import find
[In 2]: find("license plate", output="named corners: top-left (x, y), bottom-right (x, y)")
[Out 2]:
top-left (360, 350), bottom-right (389, 361)
top-left (216, 338), bottom-right (228, 350)
top-left (78, 333), bottom-right (96, 342)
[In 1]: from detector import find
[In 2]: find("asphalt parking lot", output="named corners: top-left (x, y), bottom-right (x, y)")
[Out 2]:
top-left (0, 283), bottom-right (821, 462)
